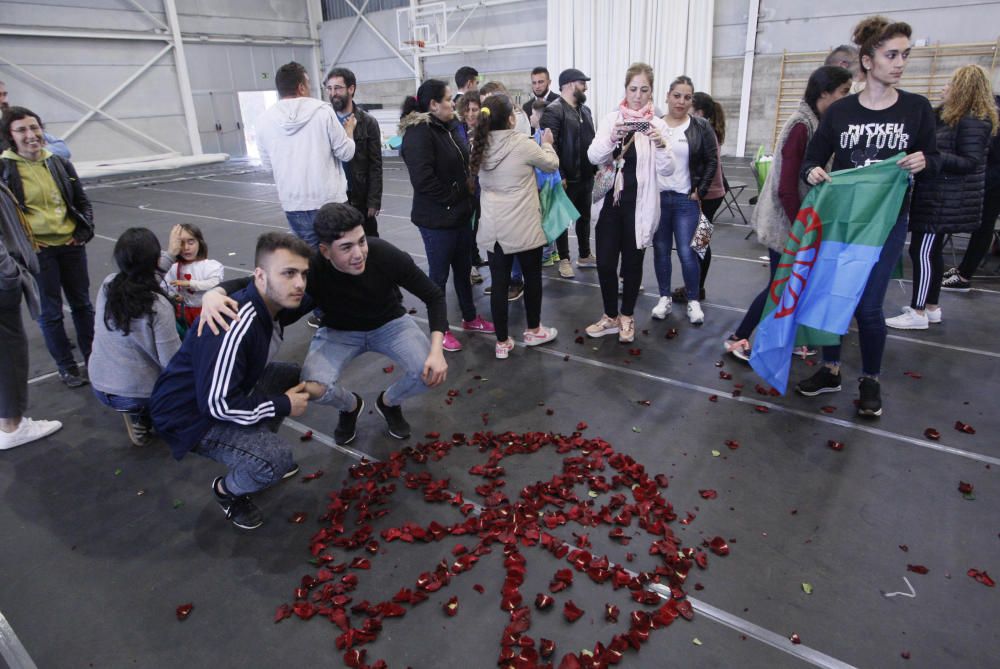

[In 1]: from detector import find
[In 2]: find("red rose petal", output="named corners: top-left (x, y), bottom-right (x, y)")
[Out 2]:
top-left (654, 474), bottom-right (669, 488)
top-left (425, 431), bottom-right (441, 439)
top-left (725, 439), bottom-right (740, 450)
top-left (708, 395), bottom-right (718, 402)
top-left (443, 595), bottom-right (459, 617)
top-left (563, 600), bottom-right (584, 622)
top-left (344, 649), bottom-right (366, 668)
top-left (539, 638), bottom-right (555, 659)
top-left (175, 603), bottom-right (193, 621)
top-left (575, 336), bottom-right (584, 344)
top-left (274, 603), bottom-right (292, 623)
top-left (901, 651), bottom-right (911, 660)
top-left (755, 405), bottom-right (769, 413)
top-left (605, 603), bottom-right (620, 622)
top-left (289, 512), bottom-right (307, 524)
top-left (708, 536), bottom-right (730, 556)
top-left (903, 370), bottom-right (922, 379)
top-left (665, 328), bottom-right (678, 339)
top-left (382, 365), bottom-right (394, 373)
top-left (546, 409), bottom-right (554, 416)
top-left (958, 481), bottom-right (974, 495)
top-left (473, 584), bottom-right (485, 594)
top-left (906, 564), bottom-right (929, 575)
top-left (954, 421), bottom-right (976, 434)
top-left (820, 405), bottom-right (836, 414)
top-left (719, 371), bottom-right (732, 380)
top-left (576, 421), bottom-right (588, 431)
top-left (699, 489), bottom-right (717, 499)
top-left (924, 428), bottom-right (941, 440)
top-left (968, 569), bottom-right (996, 587)
top-left (299, 430), bottom-right (313, 442)
top-left (827, 440), bottom-right (844, 451)
top-left (535, 593), bottom-right (554, 610)
top-left (300, 469), bottom-right (324, 482)
top-left (790, 633), bottom-right (801, 645)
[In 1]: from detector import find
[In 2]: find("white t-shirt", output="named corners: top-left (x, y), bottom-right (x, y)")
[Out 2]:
top-left (658, 116), bottom-right (691, 194)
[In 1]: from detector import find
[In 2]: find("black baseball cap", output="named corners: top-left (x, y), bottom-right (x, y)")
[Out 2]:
top-left (558, 68), bottom-right (590, 88)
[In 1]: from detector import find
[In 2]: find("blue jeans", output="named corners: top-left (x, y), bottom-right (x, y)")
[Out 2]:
top-left (418, 226), bottom-right (476, 322)
top-left (192, 362), bottom-right (300, 496)
top-left (285, 210), bottom-right (320, 249)
top-left (35, 244), bottom-right (94, 372)
top-left (653, 191), bottom-right (701, 300)
top-left (93, 389), bottom-right (149, 414)
top-left (822, 207), bottom-right (910, 376)
top-left (301, 315), bottom-right (431, 411)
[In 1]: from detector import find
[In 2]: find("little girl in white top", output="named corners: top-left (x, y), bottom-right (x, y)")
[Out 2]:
top-left (164, 223), bottom-right (224, 327)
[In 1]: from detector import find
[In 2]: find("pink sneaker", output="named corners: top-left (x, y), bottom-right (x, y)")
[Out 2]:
top-left (523, 325), bottom-right (558, 346)
top-left (442, 331), bottom-right (462, 352)
top-left (462, 315), bottom-right (495, 333)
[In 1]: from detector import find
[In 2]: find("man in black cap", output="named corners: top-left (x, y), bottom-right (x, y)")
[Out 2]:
top-left (540, 68), bottom-right (597, 279)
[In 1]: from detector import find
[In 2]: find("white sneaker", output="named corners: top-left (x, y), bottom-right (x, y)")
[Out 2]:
top-left (651, 296), bottom-right (672, 320)
top-left (687, 300), bottom-right (704, 325)
top-left (558, 258), bottom-right (575, 278)
top-left (885, 307), bottom-right (928, 330)
top-left (523, 325), bottom-right (558, 346)
top-left (926, 307), bottom-right (942, 324)
top-left (0, 417), bottom-right (62, 451)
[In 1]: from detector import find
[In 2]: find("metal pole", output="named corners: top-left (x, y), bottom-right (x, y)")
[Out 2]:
top-left (410, 0), bottom-right (422, 87)
top-left (342, 0), bottom-right (417, 75)
top-left (163, 0), bottom-right (203, 155)
top-left (306, 0), bottom-right (325, 95)
top-left (735, 0), bottom-right (760, 158)
top-left (329, 0), bottom-right (372, 66)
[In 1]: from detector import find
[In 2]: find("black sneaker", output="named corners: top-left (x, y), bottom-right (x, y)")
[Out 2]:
top-left (795, 366), bottom-right (842, 396)
top-left (212, 477), bottom-right (263, 530)
top-left (334, 393), bottom-right (365, 445)
top-left (281, 463), bottom-right (300, 480)
top-left (940, 274), bottom-right (971, 292)
top-left (857, 377), bottom-right (882, 417)
top-left (483, 284), bottom-right (493, 296)
top-left (376, 391), bottom-right (410, 440)
top-left (307, 315), bottom-right (322, 329)
top-left (507, 283), bottom-right (524, 302)
top-left (59, 366), bottom-right (88, 388)
top-left (670, 287), bottom-right (706, 304)
top-left (122, 413), bottom-right (152, 446)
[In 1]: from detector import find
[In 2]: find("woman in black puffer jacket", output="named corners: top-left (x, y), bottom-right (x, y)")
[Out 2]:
top-left (399, 79), bottom-right (494, 352)
top-left (886, 64), bottom-right (998, 330)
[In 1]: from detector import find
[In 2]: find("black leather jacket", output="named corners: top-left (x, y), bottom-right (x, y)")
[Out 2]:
top-left (909, 111), bottom-right (993, 234)
top-left (1, 154), bottom-right (94, 243)
top-left (345, 105), bottom-right (383, 213)
top-left (399, 112), bottom-right (473, 229)
top-left (540, 97), bottom-right (596, 183)
top-left (681, 115), bottom-right (720, 199)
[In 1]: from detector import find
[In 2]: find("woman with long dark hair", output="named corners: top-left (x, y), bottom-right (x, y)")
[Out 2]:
top-left (469, 94), bottom-right (560, 359)
top-left (650, 76), bottom-right (719, 325)
top-left (885, 64), bottom-right (997, 328)
top-left (585, 62), bottom-right (674, 344)
top-left (725, 66), bottom-right (852, 361)
top-left (399, 79), bottom-right (493, 353)
top-left (1, 106), bottom-right (94, 388)
top-left (796, 15), bottom-right (939, 417)
top-left (89, 227), bottom-right (181, 445)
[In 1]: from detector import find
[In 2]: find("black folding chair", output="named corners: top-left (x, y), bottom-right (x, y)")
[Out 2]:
top-left (721, 176), bottom-right (749, 225)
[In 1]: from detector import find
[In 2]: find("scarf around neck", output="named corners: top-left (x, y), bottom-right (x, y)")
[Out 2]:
top-left (617, 100), bottom-right (654, 121)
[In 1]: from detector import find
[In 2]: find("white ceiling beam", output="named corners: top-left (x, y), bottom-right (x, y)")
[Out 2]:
top-left (342, 0), bottom-right (417, 76)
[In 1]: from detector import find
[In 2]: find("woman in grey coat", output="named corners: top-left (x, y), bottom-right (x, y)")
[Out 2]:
top-left (724, 66), bottom-right (852, 361)
top-left (0, 182), bottom-right (62, 450)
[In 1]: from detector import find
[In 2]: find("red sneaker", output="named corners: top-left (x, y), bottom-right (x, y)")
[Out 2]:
top-left (442, 331), bottom-right (462, 352)
top-left (461, 315), bottom-right (495, 333)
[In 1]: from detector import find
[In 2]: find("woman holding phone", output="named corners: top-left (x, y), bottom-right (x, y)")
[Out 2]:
top-left (585, 62), bottom-right (674, 344)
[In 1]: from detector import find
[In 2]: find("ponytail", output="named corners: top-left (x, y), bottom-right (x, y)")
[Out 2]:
top-left (467, 94), bottom-right (514, 190)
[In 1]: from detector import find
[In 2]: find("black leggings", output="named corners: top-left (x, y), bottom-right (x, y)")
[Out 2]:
top-left (487, 244), bottom-right (543, 342)
top-left (596, 198), bottom-right (645, 317)
top-left (697, 197), bottom-right (724, 291)
top-left (958, 186), bottom-right (1000, 278)
top-left (909, 231), bottom-right (944, 309)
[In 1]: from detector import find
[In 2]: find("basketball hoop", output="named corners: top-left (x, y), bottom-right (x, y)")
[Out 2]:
top-left (397, 2), bottom-right (448, 53)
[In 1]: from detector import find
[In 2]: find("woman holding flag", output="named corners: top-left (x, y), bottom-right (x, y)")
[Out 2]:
top-left (794, 15), bottom-right (939, 417)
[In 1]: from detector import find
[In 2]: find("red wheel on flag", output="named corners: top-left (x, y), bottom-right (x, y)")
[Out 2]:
top-left (771, 207), bottom-right (823, 319)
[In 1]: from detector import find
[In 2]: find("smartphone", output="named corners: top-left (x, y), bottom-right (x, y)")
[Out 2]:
top-left (624, 120), bottom-right (650, 133)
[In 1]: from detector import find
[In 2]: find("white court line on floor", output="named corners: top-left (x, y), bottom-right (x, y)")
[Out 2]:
top-left (0, 610), bottom-right (38, 669)
top-left (278, 417), bottom-right (856, 669)
top-left (92, 198), bottom-right (1000, 362)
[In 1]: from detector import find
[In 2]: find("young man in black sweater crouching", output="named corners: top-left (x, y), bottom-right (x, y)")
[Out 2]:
top-left (204, 203), bottom-right (448, 446)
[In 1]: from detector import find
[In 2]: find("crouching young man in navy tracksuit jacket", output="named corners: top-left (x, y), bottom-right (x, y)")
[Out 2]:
top-left (150, 232), bottom-right (313, 530)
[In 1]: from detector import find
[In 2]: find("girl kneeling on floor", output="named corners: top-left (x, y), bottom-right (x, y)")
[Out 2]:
top-left (89, 227), bottom-right (181, 446)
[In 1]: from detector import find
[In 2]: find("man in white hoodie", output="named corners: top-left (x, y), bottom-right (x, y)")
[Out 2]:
top-left (256, 62), bottom-right (356, 249)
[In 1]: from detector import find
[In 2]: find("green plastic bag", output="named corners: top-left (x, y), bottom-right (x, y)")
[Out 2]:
top-left (753, 145), bottom-right (772, 190)
top-left (539, 180), bottom-right (580, 244)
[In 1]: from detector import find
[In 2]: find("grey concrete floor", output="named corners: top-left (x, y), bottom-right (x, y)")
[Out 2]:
top-left (1, 158), bottom-right (998, 669)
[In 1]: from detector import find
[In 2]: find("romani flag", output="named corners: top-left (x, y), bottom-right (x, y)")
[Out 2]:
top-left (750, 153), bottom-right (910, 394)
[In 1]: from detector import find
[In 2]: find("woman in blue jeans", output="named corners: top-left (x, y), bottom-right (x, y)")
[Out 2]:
top-left (399, 79), bottom-right (493, 352)
top-left (89, 227), bottom-right (181, 445)
top-left (1, 106), bottom-right (94, 387)
top-left (796, 15), bottom-right (939, 417)
top-left (651, 76), bottom-right (718, 325)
